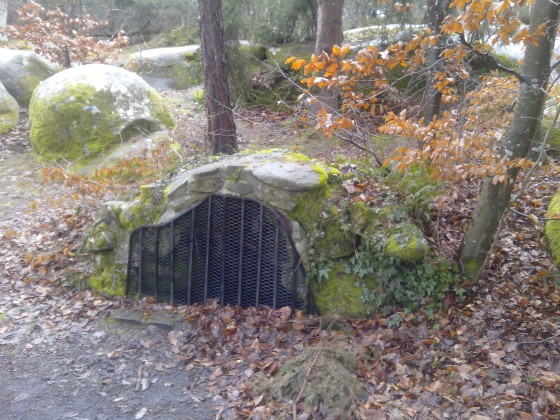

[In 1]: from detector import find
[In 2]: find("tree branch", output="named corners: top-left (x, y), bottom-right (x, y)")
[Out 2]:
top-left (458, 33), bottom-right (527, 83)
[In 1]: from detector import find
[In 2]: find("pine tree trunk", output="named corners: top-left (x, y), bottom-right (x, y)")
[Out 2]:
top-left (459, 0), bottom-right (560, 281)
top-left (198, 0), bottom-right (237, 155)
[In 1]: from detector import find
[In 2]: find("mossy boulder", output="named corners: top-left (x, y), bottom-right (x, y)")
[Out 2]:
top-left (268, 43), bottom-right (314, 72)
top-left (545, 190), bottom-right (560, 264)
top-left (542, 117), bottom-right (560, 157)
top-left (385, 223), bottom-right (428, 262)
top-left (0, 48), bottom-right (56, 106)
top-left (0, 81), bottom-right (18, 133)
top-left (126, 45), bottom-right (203, 90)
top-left (29, 64), bottom-right (175, 163)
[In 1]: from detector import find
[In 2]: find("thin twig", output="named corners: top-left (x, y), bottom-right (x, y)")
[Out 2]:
top-left (134, 362), bottom-right (144, 392)
top-left (518, 332), bottom-right (560, 346)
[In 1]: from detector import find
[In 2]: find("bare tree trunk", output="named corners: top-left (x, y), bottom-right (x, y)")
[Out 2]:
top-left (315, 0), bottom-right (344, 56)
top-left (459, 0), bottom-right (560, 281)
top-left (198, 0), bottom-right (237, 155)
top-left (310, 0), bottom-right (344, 117)
top-left (421, 0), bottom-right (449, 131)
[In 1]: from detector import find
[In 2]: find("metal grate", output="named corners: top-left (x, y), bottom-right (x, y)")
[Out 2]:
top-left (126, 194), bottom-right (307, 310)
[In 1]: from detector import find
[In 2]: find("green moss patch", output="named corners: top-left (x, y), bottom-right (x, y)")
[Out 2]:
top-left (546, 190), bottom-right (560, 264)
top-left (385, 223), bottom-right (428, 262)
top-left (86, 185), bottom-right (167, 296)
top-left (0, 94), bottom-right (18, 133)
top-left (311, 262), bottom-right (378, 318)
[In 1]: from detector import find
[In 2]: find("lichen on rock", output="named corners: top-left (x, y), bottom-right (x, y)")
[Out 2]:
top-left (311, 262), bottom-right (378, 318)
top-left (385, 223), bottom-right (428, 262)
top-left (29, 64), bottom-right (175, 163)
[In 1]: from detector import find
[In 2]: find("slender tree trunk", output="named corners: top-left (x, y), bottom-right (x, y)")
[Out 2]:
top-left (198, 0), bottom-right (237, 155)
top-left (0, 0), bottom-right (8, 34)
top-left (459, 0), bottom-right (560, 281)
top-left (310, 0), bottom-right (344, 116)
top-left (421, 0), bottom-right (449, 130)
top-left (315, 0), bottom-right (344, 56)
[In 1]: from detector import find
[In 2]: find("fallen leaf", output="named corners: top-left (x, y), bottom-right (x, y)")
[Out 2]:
top-left (134, 407), bottom-right (147, 419)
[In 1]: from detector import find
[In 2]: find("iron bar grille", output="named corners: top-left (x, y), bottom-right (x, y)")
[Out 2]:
top-left (126, 194), bottom-right (307, 310)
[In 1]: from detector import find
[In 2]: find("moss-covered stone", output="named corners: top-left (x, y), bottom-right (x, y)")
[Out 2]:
top-left (126, 46), bottom-right (203, 91)
top-left (349, 201), bottom-right (378, 232)
top-left (385, 223), bottom-right (428, 262)
top-left (268, 43), bottom-right (314, 72)
top-left (89, 252), bottom-right (126, 296)
top-left (288, 161), bottom-right (354, 260)
top-left (545, 190), bottom-right (560, 264)
top-left (119, 185), bottom-right (166, 230)
top-left (86, 185), bottom-right (167, 296)
top-left (0, 49), bottom-right (56, 106)
top-left (85, 222), bottom-right (117, 252)
top-left (29, 64), bottom-right (175, 163)
top-left (543, 117), bottom-right (560, 157)
top-left (30, 84), bottom-right (119, 162)
top-left (239, 43), bottom-right (268, 61)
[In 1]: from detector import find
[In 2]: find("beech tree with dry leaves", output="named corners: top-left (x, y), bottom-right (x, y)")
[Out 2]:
top-left (287, 0), bottom-right (560, 284)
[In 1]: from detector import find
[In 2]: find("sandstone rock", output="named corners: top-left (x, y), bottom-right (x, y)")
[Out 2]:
top-left (126, 45), bottom-right (202, 90)
top-left (0, 49), bottom-right (56, 106)
top-left (29, 64), bottom-right (175, 163)
top-left (0, 81), bottom-right (18, 133)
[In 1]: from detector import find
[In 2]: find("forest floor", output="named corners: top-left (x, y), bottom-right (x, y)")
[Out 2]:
top-left (0, 91), bottom-right (559, 419)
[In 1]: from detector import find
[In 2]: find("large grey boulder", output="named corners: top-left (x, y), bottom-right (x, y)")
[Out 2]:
top-left (0, 81), bottom-right (18, 133)
top-left (0, 49), bottom-right (56, 106)
top-left (29, 64), bottom-right (175, 163)
top-left (126, 45), bottom-right (202, 90)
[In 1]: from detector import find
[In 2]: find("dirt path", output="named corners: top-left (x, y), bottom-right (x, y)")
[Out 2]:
top-left (0, 317), bottom-right (217, 419)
